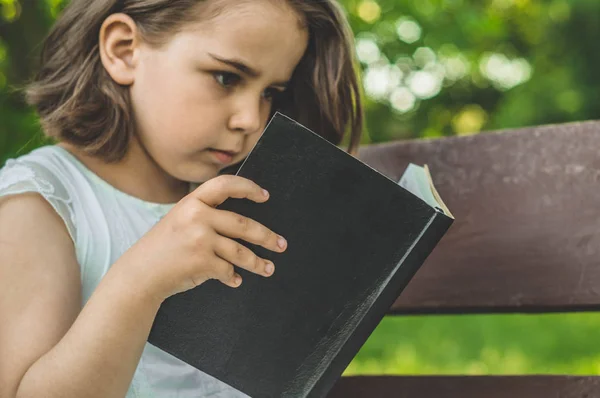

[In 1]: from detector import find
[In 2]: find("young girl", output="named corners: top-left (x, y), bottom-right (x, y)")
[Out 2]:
top-left (0, 0), bottom-right (362, 396)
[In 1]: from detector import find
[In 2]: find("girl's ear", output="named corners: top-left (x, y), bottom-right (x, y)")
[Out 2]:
top-left (99, 13), bottom-right (140, 85)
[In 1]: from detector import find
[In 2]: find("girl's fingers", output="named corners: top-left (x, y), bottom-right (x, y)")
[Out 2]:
top-left (192, 175), bottom-right (269, 207)
top-left (209, 255), bottom-right (244, 288)
top-left (210, 209), bottom-right (287, 253)
top-left (214, 237), bottom-right (275, 278)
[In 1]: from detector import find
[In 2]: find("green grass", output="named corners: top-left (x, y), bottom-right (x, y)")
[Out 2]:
top-left (345, 313), bottom-right (600, 375)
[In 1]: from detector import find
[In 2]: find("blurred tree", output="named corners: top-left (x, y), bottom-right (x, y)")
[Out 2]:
top-left (0, 0), bottom-right (57, 164)
top-left (344, 0), bottom-right (600, 142)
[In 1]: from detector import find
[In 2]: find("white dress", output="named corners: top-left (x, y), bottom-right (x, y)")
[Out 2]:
top-left (0, 145), bottom-right (249, 398)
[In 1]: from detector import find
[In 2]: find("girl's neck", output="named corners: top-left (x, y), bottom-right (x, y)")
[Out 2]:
top-left (59, 137), bottom-right (190, 204)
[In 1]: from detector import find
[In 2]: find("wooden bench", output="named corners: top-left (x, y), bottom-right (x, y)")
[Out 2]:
top-left (328, 120), bottom-right (600, 397)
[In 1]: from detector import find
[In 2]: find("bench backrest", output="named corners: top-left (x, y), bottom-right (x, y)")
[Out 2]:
top-left (357, 120), bottom-right (600, 314)
top-left (328, 120), bottom-right (600, 397)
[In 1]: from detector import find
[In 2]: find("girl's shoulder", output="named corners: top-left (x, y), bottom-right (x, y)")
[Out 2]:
top-left (0, 145), bottom-right (88, 243)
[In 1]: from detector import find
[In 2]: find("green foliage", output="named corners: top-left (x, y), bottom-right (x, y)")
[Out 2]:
top-left (2, 0), bottom-right (600, 375)
top-left (342, 0), bottom-right (600, 142)
top-left (348, 313), bottom-right (600, 375)
top-left (0, 0), bottom-right (56, 163)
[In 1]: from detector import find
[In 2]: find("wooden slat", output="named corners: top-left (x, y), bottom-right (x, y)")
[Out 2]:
top-left (328, 376), bottom-right (600, 398)
top-left (358, 121), bottom-right (600, 313)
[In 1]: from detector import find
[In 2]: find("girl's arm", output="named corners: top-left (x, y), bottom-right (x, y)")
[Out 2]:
top-left (1, 175), bottom-right (285, 398)
top-left (0, 194), bottom-right (162, 398)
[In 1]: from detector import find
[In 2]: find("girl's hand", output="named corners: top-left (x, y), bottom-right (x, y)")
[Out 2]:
top-left (119, 175), bottom-right (287, 303)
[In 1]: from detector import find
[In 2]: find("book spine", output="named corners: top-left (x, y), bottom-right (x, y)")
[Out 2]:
top-left (306, 210), bottom-right (453, 398)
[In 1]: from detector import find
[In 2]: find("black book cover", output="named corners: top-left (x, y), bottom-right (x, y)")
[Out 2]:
top-left (148, 112), bottom-right (454, 398)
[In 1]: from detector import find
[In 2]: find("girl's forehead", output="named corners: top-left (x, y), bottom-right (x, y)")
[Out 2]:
top-left (191, 0), bottom-right (305, 30)
top-left (175, 1), bottom-right (308, 75)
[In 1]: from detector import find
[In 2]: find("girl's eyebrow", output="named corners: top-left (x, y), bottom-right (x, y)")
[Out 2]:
top-left (207, 52), bottom-right (289, 89)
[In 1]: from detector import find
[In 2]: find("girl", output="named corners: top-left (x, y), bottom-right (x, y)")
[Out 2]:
top-left (0, 0), bottom-right (362, 397)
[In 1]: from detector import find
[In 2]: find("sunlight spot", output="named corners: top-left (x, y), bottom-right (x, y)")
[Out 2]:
top-left (452, 105), bottom-right (488, 135)
top-left (358, 0), bottom-right (381, 24)
top-left (389, 87), bottom-right (416, 113)
top-left (396, 17), bottom-right (422, 44)
top-left (356, 38), bottom-right (381, 65)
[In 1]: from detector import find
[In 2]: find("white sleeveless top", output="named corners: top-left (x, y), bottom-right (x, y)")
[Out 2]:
top-left (0, 146), bottom-right (249, 398)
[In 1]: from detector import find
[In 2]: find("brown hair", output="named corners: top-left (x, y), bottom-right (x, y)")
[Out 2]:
top-left (26, 0), bottom-right (363, 162)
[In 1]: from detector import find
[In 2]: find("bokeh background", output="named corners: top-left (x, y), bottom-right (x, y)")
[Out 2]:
top-left (1, 0), bottom-right (600, 375)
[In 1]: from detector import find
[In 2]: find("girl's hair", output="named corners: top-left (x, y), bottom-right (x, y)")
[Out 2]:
top-left (26, 0), bottom-right (363, 162)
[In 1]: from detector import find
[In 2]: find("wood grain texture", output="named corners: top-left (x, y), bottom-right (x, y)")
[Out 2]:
top-left (357, 120), bottom-right (600, 313)
top-left (328, 376), bottom-right (600, 398)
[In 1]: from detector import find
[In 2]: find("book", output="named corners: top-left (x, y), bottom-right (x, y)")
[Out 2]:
top-left (148, 112), bottom-right (454, 398)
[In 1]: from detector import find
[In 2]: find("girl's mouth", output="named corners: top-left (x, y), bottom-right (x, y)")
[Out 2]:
top-left (208, 148), bottom-right (237, 164)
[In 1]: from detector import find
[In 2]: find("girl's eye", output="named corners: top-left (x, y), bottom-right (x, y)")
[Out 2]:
top-left (263, 88), bottom-right (284, 102)
top-left (214, 72), bottom-right (241, 88)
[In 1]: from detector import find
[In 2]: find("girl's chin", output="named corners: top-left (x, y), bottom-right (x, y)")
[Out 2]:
top-left (171, 168), bottom-right (218, 185)
top-left (172, 157), bottom-right (244, 184)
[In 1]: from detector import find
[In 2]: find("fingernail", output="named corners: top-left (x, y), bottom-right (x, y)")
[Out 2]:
top-left (262, 189), bottom-right (269, 197)
top-left (277, 236), bottom-right (287, 249)
top-left (265, 261), bottom-right (274, 275)
top-left (235, 275), bottom-right (242, 286)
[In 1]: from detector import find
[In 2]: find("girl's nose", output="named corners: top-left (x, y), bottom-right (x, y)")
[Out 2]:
top-left (228, 96), bottom-right (263, 135)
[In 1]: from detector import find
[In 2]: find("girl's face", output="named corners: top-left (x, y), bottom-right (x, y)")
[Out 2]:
top-left (129, 1), bottom-right (308, 183)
